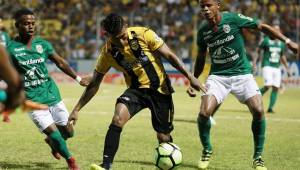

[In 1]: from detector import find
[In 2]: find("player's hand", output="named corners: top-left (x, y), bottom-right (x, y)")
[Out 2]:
top-left (68, 110), bottom-right (79, 126)
top-left (79, 76), bottom-right (92, 86)
top-left (21, 100), bottom-right (48, 111)
top-left (287, 41), bottom-right (298, 54)
top-left (189, 76), bottom-right (207, 93)
top-left (186, 86), bottom-right (197, 97)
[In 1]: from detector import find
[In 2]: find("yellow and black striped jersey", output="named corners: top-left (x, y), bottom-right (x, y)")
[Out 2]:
top-left (95, 26), bottom-right (173, 94)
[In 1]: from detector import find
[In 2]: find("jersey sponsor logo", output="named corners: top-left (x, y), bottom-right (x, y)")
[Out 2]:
top-left (203, 30), bottom-right (212, 35)
top-left (207, 35), bottom-right (235, 47)
top-left (238, 13), bottom-right (253, 21)
top-left (15, 52), bottom-right (27, 57)
top-left (20, 58), bottom-right (45, 65)
top-left (14, 47), bottom-right (25, 52)
top-left (129, 39), bottom-right (139, 50)
top-left (36, 44), bottom-right (44, 53)
top-left (24, 79), bottom-right (48, 87)
top-left (213, 54), bottom-right (239, 64)
top-left (213, 46), bottom-right (236, 58)
top-left (223, 24), bottom-right (231, 33)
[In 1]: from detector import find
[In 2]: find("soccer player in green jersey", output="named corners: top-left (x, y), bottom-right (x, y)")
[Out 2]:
top-left (253, 25), bottom-right (290, 113)
top-left (7, 8), bottom-right (90, 170)
top-left (67, 13), bottom-right (205, 170)
top-left (187, 0), bottom-right (298, 170)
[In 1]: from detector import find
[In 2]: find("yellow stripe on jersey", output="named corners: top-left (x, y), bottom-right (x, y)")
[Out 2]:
top-left (95, 26), bottom-right (173, 94)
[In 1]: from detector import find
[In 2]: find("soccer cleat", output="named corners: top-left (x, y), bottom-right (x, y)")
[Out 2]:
top-left (90, 164), bottom-right (107, 170)
top-left (267, 108), bottom-right (274, 113)
top-left (44, 137), bottom-right (61, 160)
top-left (67, 157), bottom-right (80, 170)
top-left (198, 150), bottom-right (213, 169)
top-left (253, 156), bottom-right (267, 170)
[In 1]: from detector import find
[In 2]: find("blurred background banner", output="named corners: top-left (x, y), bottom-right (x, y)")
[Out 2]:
top-left (1, 0), bottom-right (299, 86)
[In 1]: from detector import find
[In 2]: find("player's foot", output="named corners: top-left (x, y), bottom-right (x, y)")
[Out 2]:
top-left (44, 137), bottom-right (61, 160)
top-left (253, 156), bottom-right (267, 170)
top-left (2, 115), bottom-right (10, 122)
top-left (267, 108), bottom-right (274, 113)
top-left (90, 163), bottom-right (111, 170)
top-left (198, 150), bottom-right (213, 169)
top-left (67, 157), bottom-right (80, 170)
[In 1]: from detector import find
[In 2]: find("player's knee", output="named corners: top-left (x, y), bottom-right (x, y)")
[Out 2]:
top-left (157, 133), bottom-right (172, 143)
top-left (252, 106), bottom-right (264, 120)
top-left (111, 115), bottom-right (126, 127)
top-left (199, 110), bottom-right (211, 118)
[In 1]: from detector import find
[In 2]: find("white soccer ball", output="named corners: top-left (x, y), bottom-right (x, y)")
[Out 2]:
top-left (154, 142), bottom-right (182, 170)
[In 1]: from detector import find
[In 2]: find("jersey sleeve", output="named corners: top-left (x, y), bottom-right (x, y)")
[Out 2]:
top-left (44, 41), bottom-right (55, 57)
top-left (234, 13), bottom-right (259, 29)
top-left (144, 28), bottom-right (164, 51)
top-left (95, 47), bottom-right (111, 74)
top-left (197, 30), bottom-right (207, 52)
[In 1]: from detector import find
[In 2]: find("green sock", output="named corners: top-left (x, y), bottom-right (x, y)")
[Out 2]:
top-left (197, 115), bottom-right (212, 151)
top-left (251, 118), bottom-right (266, 159)
top-left (260, 87), bottom-right (268, 95)
top-left (49, 130), bottom-right (72, 159)
top-left (268, 90), bottom-right (278, 110)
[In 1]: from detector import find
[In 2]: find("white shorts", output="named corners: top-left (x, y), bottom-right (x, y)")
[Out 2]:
top-left (28, 101), bottom-right (69, 132)
top-left (203, 74), bottom-right (261, 104)
top-left (262, 66), bottom-right (281, 88)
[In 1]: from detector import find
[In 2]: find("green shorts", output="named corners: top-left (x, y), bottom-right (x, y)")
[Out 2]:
top-left (116, 88), bottom-right (174, 134)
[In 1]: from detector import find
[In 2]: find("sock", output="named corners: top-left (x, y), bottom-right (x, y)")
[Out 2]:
top-left (102, 124), bottom-right (122, 167)
top-left (268, 90), bottom-right (278, 110)
top-left (197, 115), bottom-right (212, 151)
top-left (251, 118), bottom-right (266, 159)
top-left (48, 130), bottom-right (72, 159)
top-left (260, 87), bottom-right (268, 95)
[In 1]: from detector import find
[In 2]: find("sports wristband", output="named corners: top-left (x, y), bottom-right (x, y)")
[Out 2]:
top-left (285, 38), bottom-right (291, 44)
top-left (75, 76), bottom-right (82, 83)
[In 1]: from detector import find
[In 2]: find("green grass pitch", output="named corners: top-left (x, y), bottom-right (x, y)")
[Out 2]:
top-left (0, 83), bottom-right (299, 170)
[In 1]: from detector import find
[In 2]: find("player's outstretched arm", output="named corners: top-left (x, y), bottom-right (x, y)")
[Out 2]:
top-left (68, 70), bottom-right (104, 126)
top-left (154, 43), bottom-right (206, 93)
top-left (258, 23), bottom-right (298, 54)
top-left (49, 52), bottom-right (90, 86)
top-left (187, 49), bottom-right (207, 97)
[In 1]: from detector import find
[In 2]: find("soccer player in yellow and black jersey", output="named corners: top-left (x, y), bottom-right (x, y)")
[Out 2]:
top-left (68, 13), bottom-right (206, 170)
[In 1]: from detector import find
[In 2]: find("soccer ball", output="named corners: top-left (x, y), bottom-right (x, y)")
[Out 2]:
top-left (154, 142), bottom-right (182, 170)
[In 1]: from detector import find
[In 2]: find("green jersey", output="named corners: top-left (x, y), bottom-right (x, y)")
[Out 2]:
top-left (7, 36), bottom-right (61, 106)
top-left (259, 36), bottom-right (285, 68)
top-left (0, 31), bottom-right (10, 47)
top-left (197, 12), bottom-right (259, 76)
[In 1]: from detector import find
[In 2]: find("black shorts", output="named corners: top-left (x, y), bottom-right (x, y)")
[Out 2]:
top-left (116, 88), bottom-right (174, 134)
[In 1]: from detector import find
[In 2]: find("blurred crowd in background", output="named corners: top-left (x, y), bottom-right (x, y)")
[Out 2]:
top-left (0, 0), bottom-right (299, 61)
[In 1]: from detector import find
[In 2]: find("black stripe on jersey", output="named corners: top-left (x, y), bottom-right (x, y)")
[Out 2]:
top-left (110, 45), bottom-right (140, 88)
top-left (129, 31), bottom-right (160, 90)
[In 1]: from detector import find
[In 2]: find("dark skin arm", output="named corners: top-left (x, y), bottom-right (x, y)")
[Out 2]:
top-left (187, 49), bottom-right (207, 97)
top-left (0, 45), bottom-right (47, 111)
top-left (258, 23), bottom-right (298, 53)
top-left (154, 43), bottom-right (206, 93)
top-left (49, 52), bottom-right (90, 86)
top-left (68, 70), bottom-right (105, 125)
top-left (0, 45), bottom-right (24, 110)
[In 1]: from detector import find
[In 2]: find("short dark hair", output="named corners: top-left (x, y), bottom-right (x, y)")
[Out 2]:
top-left (14, 8), bottom-right (34, 21)
top-left (101, 13), bottom-right (124, 35)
